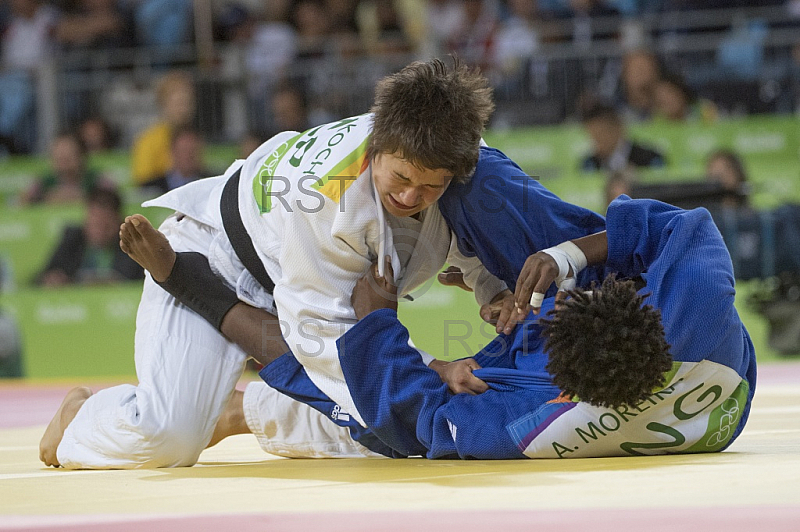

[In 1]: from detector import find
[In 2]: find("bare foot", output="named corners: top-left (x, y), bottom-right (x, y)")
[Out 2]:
top-left (119, 214), bottom-right (176, 283)
top-left (39, 387), bottom-right (92, 467)
top-left (207, 390), bottom-right (250, 448)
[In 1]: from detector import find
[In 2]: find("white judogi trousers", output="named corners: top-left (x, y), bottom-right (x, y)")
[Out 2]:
top-left (57, 215), bottom-right (372, 468)
top-left (242, 381), bottom-right (381, 459)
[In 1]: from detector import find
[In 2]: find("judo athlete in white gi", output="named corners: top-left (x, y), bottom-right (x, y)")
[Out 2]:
top-left (339, 197), bottom-right (757, 458)
top-left (39, 58), bottom-right (510, 467)
top-left (101, 144), bottom-right (611, 459)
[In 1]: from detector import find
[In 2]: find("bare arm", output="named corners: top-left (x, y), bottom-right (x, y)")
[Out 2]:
top-left (219, 303), bottom-right (288, 367)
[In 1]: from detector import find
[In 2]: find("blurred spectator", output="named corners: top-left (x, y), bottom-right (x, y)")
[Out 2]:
top-left (0, 0), bottom-right (57, 154)
top-left (22, 132), bottom-right (107, 205)
top-left (217, 3), bottom-right (297, 135)
top-left (290, 0), bottom-right (332, 58)
top-left (0, 257), bottom-right (22, 377)
top-left (423, 0), bottom-right (466, 57)
top-left (565, 0), bottom-right (619, 48)
top-left (446, 0), bottom-right (499, 71)
top-left (222, 5), bottom-right (296, 86)
top-left (716, 18), bottom-right (767, 81)
top-left (132, 0), bottom-right (193, 48)
top-left (325, 0), bottom-right (359, 34)
top-left (239, 131), bottom-right (263, 159)
top-left (325, 0), bottom-right (362, 54)
top-left (792, 41), bottom-right (800, 112)
top-left (705, 149), bottom-right (749, 208)
top-left (131, 71), bottom-right (195, 186)
top-left (0, 312), bottom-right (22, 377)
top-left (565, 0), bottom-right (618, 17)
top-left (55, 0), bottom-right (131, 128)
top-left (0, 312), bottom-right (22, 376)
top-left (266, 83), bottom-right (310, 138)
top-left (78, 116), bottom-right (117, 153)
top-left (580, 102), bottom-right (665, 172)
top-left (605, 168), bottom-right (634, 206)
top-left (492, 0), bottom-right (541, 84)
top-left (35, 186), bottom-right (143, 287)
top-left (1, 0), bottom-right (56, 68)
top-left (54, 0), bottom-right (130, 51)
top-left (212, 0), bottom-right (288, 22)
top-left (620, 49), bottom-right (660, 122)
top-left (654, 72), bottom-right (718, 123)
top-left (145, 127), bottom-right (209, 195)
top-left (358, 0), bottom-right (415, 55)
top-left (0, 255), bottom-right (22, 377)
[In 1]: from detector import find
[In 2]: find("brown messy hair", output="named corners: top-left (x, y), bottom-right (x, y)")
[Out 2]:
top-left (540, 275), bottom-right (673, 408)
top-left (369, 57), bottom-right (494, 183)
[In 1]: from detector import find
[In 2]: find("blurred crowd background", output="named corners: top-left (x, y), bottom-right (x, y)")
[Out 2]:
top-left (2, 0), bottom-right (800, 378)
top-left (1, 0), bottom-right (800, 156)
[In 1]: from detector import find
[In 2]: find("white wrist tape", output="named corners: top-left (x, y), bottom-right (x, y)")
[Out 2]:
top-left (555, 241), bottom-right (588, 274)
top-left (529, 241), bottom-right (588, 306)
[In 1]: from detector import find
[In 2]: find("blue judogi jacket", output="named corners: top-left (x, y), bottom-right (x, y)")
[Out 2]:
top-left (439, 147), bottom-right (607, 294)
top-left (336, 198), bottom-right (757, 459)
top-left (261, 147), bottom-right (608, 456)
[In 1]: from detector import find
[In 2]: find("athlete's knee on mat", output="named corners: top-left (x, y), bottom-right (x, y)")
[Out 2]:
top-left (137, 429), bottom-right (206, 467)
top-left (125, 417), bottom-right (210, 467)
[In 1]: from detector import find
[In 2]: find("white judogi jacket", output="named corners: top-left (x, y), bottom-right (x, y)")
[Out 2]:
top-left (145, 114), bottom-right (505, 426)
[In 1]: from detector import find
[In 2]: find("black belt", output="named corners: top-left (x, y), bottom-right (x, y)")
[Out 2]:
top-left (220, 167), bottom-right (276, 294)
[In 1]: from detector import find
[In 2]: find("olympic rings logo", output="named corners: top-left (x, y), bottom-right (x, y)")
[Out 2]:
top-left (705, 397), bottom-right (740, 447)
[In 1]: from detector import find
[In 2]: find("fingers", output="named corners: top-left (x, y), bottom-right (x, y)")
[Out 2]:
top-left (479, 302), bottom-right (495, 323)
top-left (558, 276), bottom-right (576, 293)
top-left (383, 255), bottom-right (394, 280)
top-left (499, 303), bottom-right (527, 334)
top-left (494, 294), bottom-right (517, 335)
top-left (382, 256), bottom-right (397, 297)
top-left (373, 256), bottom-right (394, 280)
top-left (368, 257), bottom-right (398, 303)
top-left (513, 256), bottom-right (539, 314)
top-left (514, 252), bottom-right (565, 315)
top-left (528, 292), bottom-right (543, 314)
top-left (529, 274), bottom-right (556, 315)
top-left (461, 359), bottom-right (488, 394)
top-left (514, 254), bottom-right (554, 315)
top-left (460, 375), bottom-right (489, 395)
top-left (445, 359), bottom-right (489, 395)
top-left (437, 271), bottom-right (462, 286)
top-left (554, 290), bottom-right (569, 309)
top-left (437, 266), bottom-right (473, 292)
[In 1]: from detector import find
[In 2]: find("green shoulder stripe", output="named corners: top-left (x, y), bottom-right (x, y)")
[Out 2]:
top-left (253, 134), bottom-right (302, 214)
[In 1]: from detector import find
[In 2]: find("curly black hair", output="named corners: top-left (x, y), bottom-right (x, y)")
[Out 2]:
top-left (540, 274), bottom-right (673, 408)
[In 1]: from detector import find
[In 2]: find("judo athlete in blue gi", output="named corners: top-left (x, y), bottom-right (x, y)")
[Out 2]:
top-left (340, 197), bottom-right (757, 458)
top-left (108, 146), bottom-right (611, 459)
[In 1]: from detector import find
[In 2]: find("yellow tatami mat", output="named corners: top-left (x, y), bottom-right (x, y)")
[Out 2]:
top-left (1, 363), bottom-right (799, 532)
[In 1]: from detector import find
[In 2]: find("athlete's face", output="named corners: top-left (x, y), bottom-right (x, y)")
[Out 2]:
top-left (371, 152), bottom-right (453, 218)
